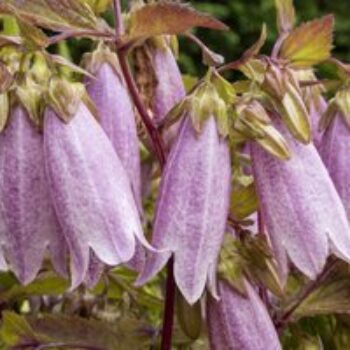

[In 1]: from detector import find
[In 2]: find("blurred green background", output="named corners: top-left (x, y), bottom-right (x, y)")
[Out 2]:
top-left (3, 0), bottom-right (350, 78)
top-left (178, 0), bottom-right (350, 76)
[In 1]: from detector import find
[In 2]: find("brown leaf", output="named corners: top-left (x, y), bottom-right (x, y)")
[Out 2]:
top-left (280, 15), bottom-right (334, 67)
top-left (5, 0), bottom-right (98, 32)
top-left (123, 1), bottom-right (228, 46)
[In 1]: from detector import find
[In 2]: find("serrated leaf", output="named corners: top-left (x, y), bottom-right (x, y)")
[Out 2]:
top-left (124, 1), bottom-right (228, 46)
top-left (0, 272), bottom-right (69, 300)
top-left (294, 268), bottom-right (350, 320)
top-left (28, 314), bottom-right (150, 350)
top-left (275, 0), bottom-right (296, 33)
top-left (5, 0), bottom-right (99, 32)
top-left (0, 312), bottom-right (41, 346)
top-left (280, 15), bottom-right (334, 67)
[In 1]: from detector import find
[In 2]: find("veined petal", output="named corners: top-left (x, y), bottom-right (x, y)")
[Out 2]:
top-left (207, 280), bottom-right (281, 350)
top-left (310, 95), bottom-right (327, 149)
top-left (86, 63), bottom-right (142, 214)
top-left (251, 119), bottom-right (350, 282)
top-left (0, 107), bottom-right (67, 284)
top-left (152, 46), bottom-right (186, 124)
top-left (321, 114), bottom-right (350, 221)
top-left (137, 116), bottom-right (231, 304)
top-left (44, 103), bottom-right (147, 288)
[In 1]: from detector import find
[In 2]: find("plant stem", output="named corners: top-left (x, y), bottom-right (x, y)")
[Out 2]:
top-left (112, 2), bottom-right (174, 349)
top-left (275, 259), bottom-right (337, 332)
top-left (117, 51), bottom-right (167, 167)
top-left (48, 31), bottom-right (113, 46)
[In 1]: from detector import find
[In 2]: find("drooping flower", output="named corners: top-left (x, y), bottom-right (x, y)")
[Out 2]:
top-left (251, 117), bottom-right (350, 282)
top-left (207, 280), bottom-right (281, 350)
top-left (320, 93), bottom-right (350, 220)
top-left (137, 79), bottom-right (232, 303)
top-left (0, 106), bottom-right (67, 283)
top-left (134, 37), bottom-right (186, 147)
top-left (44, 91), bottom-right (151, 288)
top-left (84, 45), bottom-right (142, 213)
top-left (150, 38), bottom-right (186, 124)
top-left (293, 69), bottom-right (327, 148)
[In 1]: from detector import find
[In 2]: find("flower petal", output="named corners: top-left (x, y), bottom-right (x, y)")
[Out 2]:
top-left (86, 63), bottom-right (142, 214)
top-left (0, 107), bottom-right (66, 283)
top-left (207, 280), bottom-right (281, 350)
top-left (137, 116), bottom-right (231, 304)
top-left (251, 119), bottom-right (350, 282)
top-left (44, 103), bottom-right (146, 287)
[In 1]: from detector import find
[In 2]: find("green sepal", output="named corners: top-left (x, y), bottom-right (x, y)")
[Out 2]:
top-left (16, 76), bottom-right (45, 128)
top-left (47, 77), bottom-right (86, 123)
top-left (176, 289), bottom-right (202, 340)
top-left (0, 93), bottom-right (9, 132)
top-left (230, 182), bottom-right (259, 220)
top-left (233, 100), bottom-right (291, 160)
top-left (335, 87), bottom-right (350, 129)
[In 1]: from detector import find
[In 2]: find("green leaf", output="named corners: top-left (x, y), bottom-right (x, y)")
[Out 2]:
top-left (0, 272), bottom-right (69, 300)
top-left (280, 15), bottom-right (334, 68)
top-left (293, 264), bottom-right (350, 320)
top-left (28, 314), bottom-right (150, 350)
top-left (0, 312), bottom-right (41, 346)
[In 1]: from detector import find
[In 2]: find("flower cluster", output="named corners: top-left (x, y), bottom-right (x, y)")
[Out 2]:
top-left (1, 0), bottom-right (350, 349)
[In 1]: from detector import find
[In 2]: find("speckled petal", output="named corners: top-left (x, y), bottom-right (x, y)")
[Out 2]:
top-left (310, 95), bottom-right (327, 149)
top-left (207, 281), bottom-right (281, 350)
top-left (0, 107), bottom-right (67, 283)
top-left (44, 104), bottom-right (148, 288)
top-left (321, 114), bottom-right (350, 221)
top-left (152, 46), bottom-right (186, 124)
top-left (137, 116), bottom-right (231, 304)
top-left (251, 119), bottom-right (350, 282)
top-left (86, 63), bottom-right (142, 213)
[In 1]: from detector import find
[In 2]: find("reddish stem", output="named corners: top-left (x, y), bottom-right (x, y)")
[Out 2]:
top-left (113, 1), bottom-right (174, 348)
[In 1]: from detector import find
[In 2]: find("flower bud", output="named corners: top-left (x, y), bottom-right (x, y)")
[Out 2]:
top-left (151, 40), bottom-right (186, 125)
top-left (251, 117), bottom-right (350, 282)
top-left (207, 280), bottom-right (281, 350)
top-left (44, 102), bottom-right (151, 288)
top-left (0, 106), bottom-right (67, 283)
top-left (137, 113), bottom-right (231, 304)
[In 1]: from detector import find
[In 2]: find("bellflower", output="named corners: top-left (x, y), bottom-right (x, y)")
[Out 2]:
top-left (251, 117), bottom-right (350, 282)
top-left (84, 45), bottom-right (142, 213)
top-left (44, 96), bottom-right (151, 288)
top-left (207, 280), bottom-right (281, 350)
top-left (150, 38), bottom-right (186, 125)
top-left (320, 94), bottom-right (350, 220)
top-left (0, 106), bottom-right (67, 283)
top-left (137, 85), bottom-right (231, 303)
